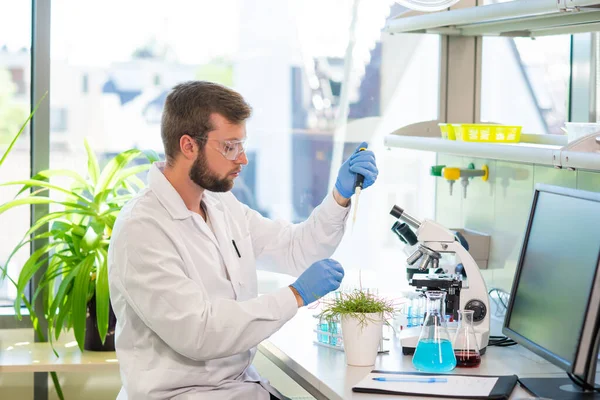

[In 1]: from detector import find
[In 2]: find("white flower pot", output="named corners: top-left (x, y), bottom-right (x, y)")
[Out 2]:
top-left (341, 313), bottom-right (384, 366)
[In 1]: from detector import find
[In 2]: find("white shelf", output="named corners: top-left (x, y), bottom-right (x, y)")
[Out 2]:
top-left (385, 135), bottom-right (561, 166)
top-left (384, 134), bottom-right (600, 171)
top-left (385, 0), bottom-right (600, 37)
top-left (562, 150), bottom-right (600, 171)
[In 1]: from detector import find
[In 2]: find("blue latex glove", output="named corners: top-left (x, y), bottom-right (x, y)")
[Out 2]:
top-left (334, 142), bottom-right (378, 199)
top-left (290, 259), bottom-right (344, 306)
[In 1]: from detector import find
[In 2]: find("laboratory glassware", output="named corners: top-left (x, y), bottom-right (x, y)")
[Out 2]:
top-left (412, 291), bottom-right (457, 372)
top-left (453, 309), bottom-right (481, 368)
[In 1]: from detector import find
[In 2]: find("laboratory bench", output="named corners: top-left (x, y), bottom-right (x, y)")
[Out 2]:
top-left (0, 312), bottom-right (594, 400)
top-left (258, 308), bottom-right (591, 400)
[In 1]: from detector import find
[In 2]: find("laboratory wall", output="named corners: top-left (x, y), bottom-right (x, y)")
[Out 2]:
top-left (434, 155), bottom-right (600, 292)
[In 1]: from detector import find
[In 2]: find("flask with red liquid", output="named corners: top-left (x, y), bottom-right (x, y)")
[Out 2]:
top-left (453, 309), bottom-right (481, 368)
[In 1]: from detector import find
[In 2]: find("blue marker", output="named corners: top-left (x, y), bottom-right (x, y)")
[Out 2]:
top-left (372, 377), bottom-right (448, 383)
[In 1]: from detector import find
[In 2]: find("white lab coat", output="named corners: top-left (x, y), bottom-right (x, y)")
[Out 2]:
top-left (108, 162), bottom-right (349, 400)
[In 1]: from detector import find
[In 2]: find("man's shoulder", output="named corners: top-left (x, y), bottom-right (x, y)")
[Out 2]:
top-left (113, 189), bottom-right (170, 235)
top-left (122, 188), bottom-right (167, 217)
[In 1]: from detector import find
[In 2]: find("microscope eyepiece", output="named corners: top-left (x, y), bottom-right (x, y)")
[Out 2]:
top-left (390, 205), bottom-right (421, 229)
top-left (392, 221), bottom-right (418, 246)
top-left (390, 205), bottom-right (404, 219)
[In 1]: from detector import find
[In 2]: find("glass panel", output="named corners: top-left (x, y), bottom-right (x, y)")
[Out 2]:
top-left (49, 0), bottom-right (439, 293)
top-left (596, 32), bottom-right (600, 121)
top-left (0, 2), bottom-right (32, 307)
top-left (481, 36), bottom-right (571, 135)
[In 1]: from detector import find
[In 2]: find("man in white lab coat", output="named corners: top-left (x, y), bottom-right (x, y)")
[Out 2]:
top-left (108, 81), bottom-right (378, 400)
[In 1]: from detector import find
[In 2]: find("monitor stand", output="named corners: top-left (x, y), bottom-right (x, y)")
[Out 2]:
top-left (520, 377), bottom-right (600, 399)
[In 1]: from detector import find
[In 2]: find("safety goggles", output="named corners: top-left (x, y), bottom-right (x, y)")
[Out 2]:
top-left (196, 137), bottom-right (247, 161)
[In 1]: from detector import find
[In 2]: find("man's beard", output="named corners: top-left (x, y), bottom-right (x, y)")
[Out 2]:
top-left (189, 153), bottom-right (235, 192)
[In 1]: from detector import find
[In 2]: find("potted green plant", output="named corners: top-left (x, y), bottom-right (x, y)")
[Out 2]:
top-left (0, 93), bottom-right (72, 398)
top-left (0, 140), bottom-right (158, 354)
top-left (320, 289), bottom-right (396, 366)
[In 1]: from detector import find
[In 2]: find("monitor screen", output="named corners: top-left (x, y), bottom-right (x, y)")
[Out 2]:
top-left (505, 185), bottom-right (600, 370)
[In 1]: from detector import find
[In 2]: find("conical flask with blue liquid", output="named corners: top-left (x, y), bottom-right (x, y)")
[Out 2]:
top-left (412, 291), bottom-right (457, 372)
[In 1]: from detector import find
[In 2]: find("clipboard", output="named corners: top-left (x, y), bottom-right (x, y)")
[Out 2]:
top-left (352, 370), bottom-right (518, 399)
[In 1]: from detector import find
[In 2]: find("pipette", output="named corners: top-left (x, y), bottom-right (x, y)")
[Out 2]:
top-left (352, 147), bottom-right (367, 229)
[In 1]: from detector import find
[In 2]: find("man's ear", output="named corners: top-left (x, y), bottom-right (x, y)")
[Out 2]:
top-left (179, 135), bottom-right (198, 160)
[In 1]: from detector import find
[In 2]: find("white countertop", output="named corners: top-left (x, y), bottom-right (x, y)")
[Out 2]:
top-left (258, 308), bottom-right (574, 400)
top-left (0, 329), bottom-right (118, 373)
top-left (0, 310), bottom-right (589, 400)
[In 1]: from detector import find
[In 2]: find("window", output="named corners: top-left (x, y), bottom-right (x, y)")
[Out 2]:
top-left (596, 32), bottom-right (600, 122)
top-left (82, 73), bottom-right (89, 94)
top-left (481, 36), bottom-right (571, 135)
top-left (0, 2), bottom-right (32, 308)
top-left (10, 68), bottom-right (26, 95)
top-left (48, 0), bottom-right (439, 294)
top-left (50, 107), bottom-right (68, 133)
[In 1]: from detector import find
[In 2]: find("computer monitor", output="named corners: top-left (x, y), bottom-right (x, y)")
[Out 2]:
top-left (503, 184), bottom-right (600, 399)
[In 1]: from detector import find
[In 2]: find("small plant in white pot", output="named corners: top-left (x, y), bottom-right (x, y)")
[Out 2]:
top-left (320, 290), bottom-right (395, 366)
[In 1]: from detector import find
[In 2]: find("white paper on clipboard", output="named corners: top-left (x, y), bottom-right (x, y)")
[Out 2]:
top-left (354, 372), bottom-right (498, 397)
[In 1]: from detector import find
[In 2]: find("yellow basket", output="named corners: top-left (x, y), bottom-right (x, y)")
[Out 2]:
top-left (452, 124), bottom-right (522, 143)
top-left (438, 123), bottom-right (456, 140)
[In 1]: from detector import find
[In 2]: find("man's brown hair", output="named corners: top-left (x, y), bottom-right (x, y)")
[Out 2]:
top-left (161, 81), bottom-right (252, 164)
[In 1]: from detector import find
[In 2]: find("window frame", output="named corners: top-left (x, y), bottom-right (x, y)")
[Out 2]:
top-left (0, 0), bottom-right (50, 331)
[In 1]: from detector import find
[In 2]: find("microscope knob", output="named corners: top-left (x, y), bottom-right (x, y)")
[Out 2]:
top-left (465, 299), bottom-right (487, 322)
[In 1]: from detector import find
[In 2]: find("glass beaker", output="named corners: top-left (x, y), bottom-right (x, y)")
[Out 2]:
top-left (453, 309), bottom-right (481, 368)
top-left (412, 291), bottom-right (457, 372)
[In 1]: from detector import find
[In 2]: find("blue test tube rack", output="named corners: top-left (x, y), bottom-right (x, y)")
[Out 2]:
top-left (406, 296), bottom-right (425, 327)
top-left (313, 316), bottom-right (345, 351)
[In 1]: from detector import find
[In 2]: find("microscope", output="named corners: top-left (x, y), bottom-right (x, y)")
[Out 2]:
top-left (390, 205), bottom-right (490, 355)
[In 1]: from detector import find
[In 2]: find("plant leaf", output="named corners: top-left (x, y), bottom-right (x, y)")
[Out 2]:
top-left (95, 249), bottom-right (109, 343)
top-left (17, 169), bottom-right (91, 196)
top-left (22, 209), bottom-right (96, 239)
top-left (81, 224), bottom-right (102, 253)
top-left (54, 295), bottom-right (73, 341)
top-left (50, 371), bottom-right (65, 400)
top-left (0, 92), bottom-right (47, 168)
top-left (84, 139), bottom-right (100, 186)
top-left (115, 164), bottom-right (151, 187)
top-left (72, 255), bottom-right (95, 351)
top-left (1, 180), bottom-right (94, 206)
top-left (94, 149), bottom-right (156, 202)
top-left (0, 197), bottom-right (89, 215)
top-left (14, 241), bottom-right (65, 315)
top-left (33, 254), bottom-right (66, 302)
top-left (70, 232), bottom-right (82, 258)
top-left (48, 260), bottom-right (84, 333)
top-left (1, 231), bottom-right (56, 279)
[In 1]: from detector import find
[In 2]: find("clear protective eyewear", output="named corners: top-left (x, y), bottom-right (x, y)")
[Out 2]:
top-left (196, 137), bottom-right (247, 161)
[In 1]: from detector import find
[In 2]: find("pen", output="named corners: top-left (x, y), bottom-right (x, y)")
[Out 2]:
top-left (372, 377), bottom-right (447, 383)
top-left (232, 240), bottom-right (241, 258)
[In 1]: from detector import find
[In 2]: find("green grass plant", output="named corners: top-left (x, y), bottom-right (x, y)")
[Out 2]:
top-left (319, 289), bottom-right (396, 328)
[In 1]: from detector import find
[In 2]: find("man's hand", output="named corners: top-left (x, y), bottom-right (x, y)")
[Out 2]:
top-left (334, 142), bottom-right (378, 199)
top-left (289, 259), bottom-right (344, 306)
